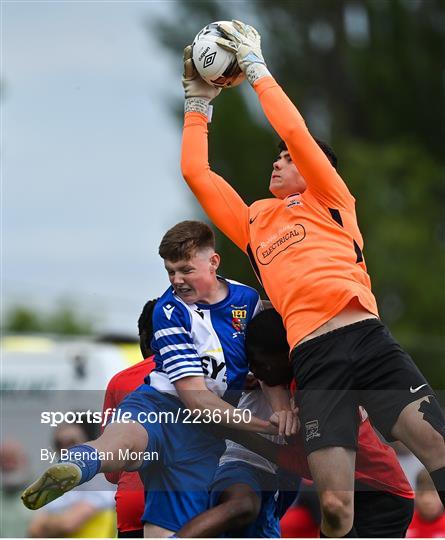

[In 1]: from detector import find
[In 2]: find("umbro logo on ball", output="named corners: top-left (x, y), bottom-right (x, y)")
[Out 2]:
top-left (203, 52), bottom-right (217, 68)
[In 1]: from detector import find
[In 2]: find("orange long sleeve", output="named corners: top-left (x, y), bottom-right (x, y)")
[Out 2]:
top-left (181, 112), bottom-right (250, 252)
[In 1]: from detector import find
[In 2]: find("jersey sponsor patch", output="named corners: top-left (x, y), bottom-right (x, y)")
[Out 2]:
top-left (201, 355), bottom-right (227, 383)
top-left (256, 224), bottom-right (306, 265)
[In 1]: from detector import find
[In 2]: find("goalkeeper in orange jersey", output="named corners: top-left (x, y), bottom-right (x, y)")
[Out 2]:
top-left (181, 20), bottom-right (445, 538)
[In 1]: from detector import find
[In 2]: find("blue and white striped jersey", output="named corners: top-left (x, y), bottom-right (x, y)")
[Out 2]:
top-left (147, 277), bottom-right (261, 402)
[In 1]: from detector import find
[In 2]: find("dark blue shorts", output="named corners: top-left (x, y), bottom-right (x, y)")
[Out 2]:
top-left (209, 461), bottom-right (291, 538)
top-left (116, 384), bottom-right (225, 532)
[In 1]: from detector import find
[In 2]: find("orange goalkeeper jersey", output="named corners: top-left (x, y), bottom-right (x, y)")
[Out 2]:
top-left (181, 77), bottom-right (379, 351)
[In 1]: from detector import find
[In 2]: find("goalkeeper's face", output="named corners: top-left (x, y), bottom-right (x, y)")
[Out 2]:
top-left (164, 248), bottom-right (221, 305)
top-left (270, 151), bottom-right (307, 199)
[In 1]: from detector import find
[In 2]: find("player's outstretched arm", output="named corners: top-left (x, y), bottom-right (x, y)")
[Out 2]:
top-left (218, 20), bottom-right (353, 209)
top-left (181, 47), bottom-right (250, 252)
top-left (259, 381), bottom-right (299, 436)
top-left (174, 376), bottom-right (288, 435)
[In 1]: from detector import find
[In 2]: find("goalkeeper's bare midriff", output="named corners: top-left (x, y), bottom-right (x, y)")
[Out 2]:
top-left (297, 297), bottom-right (378, 347)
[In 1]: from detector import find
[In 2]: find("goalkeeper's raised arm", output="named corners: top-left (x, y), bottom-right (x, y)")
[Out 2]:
top-left (215, 20), bottom-right (352, 208)
top-left (181, 45), bottom-right (250, 252)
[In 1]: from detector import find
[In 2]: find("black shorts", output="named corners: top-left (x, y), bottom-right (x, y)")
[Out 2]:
top-left (354, 482), bottom-right (414, 537)
top-left (291, 319), bottom-right (434, 453)
top-left (118, 530), bottom-right (143, 538)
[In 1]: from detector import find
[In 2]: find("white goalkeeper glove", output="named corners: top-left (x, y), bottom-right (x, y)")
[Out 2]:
top-left (216, 20), bottom-right (271, 85)
top-left (183, 45), bottom-right (221, 116)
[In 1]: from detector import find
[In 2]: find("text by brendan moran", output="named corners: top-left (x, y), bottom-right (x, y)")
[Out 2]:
top-left (41, 448), bottom-right (159, 464)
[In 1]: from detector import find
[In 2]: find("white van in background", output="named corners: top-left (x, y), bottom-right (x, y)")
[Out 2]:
top-left (1, 334), bottom-right (141, 391)
top-left (1, 334), bottom-right (143, 471)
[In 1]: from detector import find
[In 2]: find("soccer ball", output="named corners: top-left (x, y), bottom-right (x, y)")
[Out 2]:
top-left (192, 21), bottom-right (245, 88)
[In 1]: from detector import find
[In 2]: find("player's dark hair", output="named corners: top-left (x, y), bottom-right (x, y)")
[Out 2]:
top-left (245, 308), bottom-right (292, 386)
top-left (138, 298), bottom-right (158, 359)
top-left (278, 138), bottom-right (338, 170)
top-left (158, 220), bottom-right (215, 262)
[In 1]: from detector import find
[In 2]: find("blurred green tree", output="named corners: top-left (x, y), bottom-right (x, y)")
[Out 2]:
top-left (150, 0), bottom-right (445, 386)
top-left (4, 302), bottom-right (93, 335)
top-left (4, 307), bottom-right (44, 333)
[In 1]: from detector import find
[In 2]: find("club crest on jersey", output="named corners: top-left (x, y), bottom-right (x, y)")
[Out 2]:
top-left (231, 306), bottom-right (247, 338)
top-left (287, 199), bottom-right (303, 208)
top-left (286, 193), bottom-right (303, 208)
top-left (305, 420), bottom-right (321, 441)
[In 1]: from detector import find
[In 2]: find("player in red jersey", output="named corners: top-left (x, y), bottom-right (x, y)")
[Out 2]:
top-left (407, 468), bottom-right (445, 538)
top-left (181, 20), bottom-right (445, 537)
top-left (102, 299), bottom-right (157, 538)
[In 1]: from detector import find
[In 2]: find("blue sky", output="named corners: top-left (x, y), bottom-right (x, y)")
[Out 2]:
top-left (2, 1), bottom-right (202, 333)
